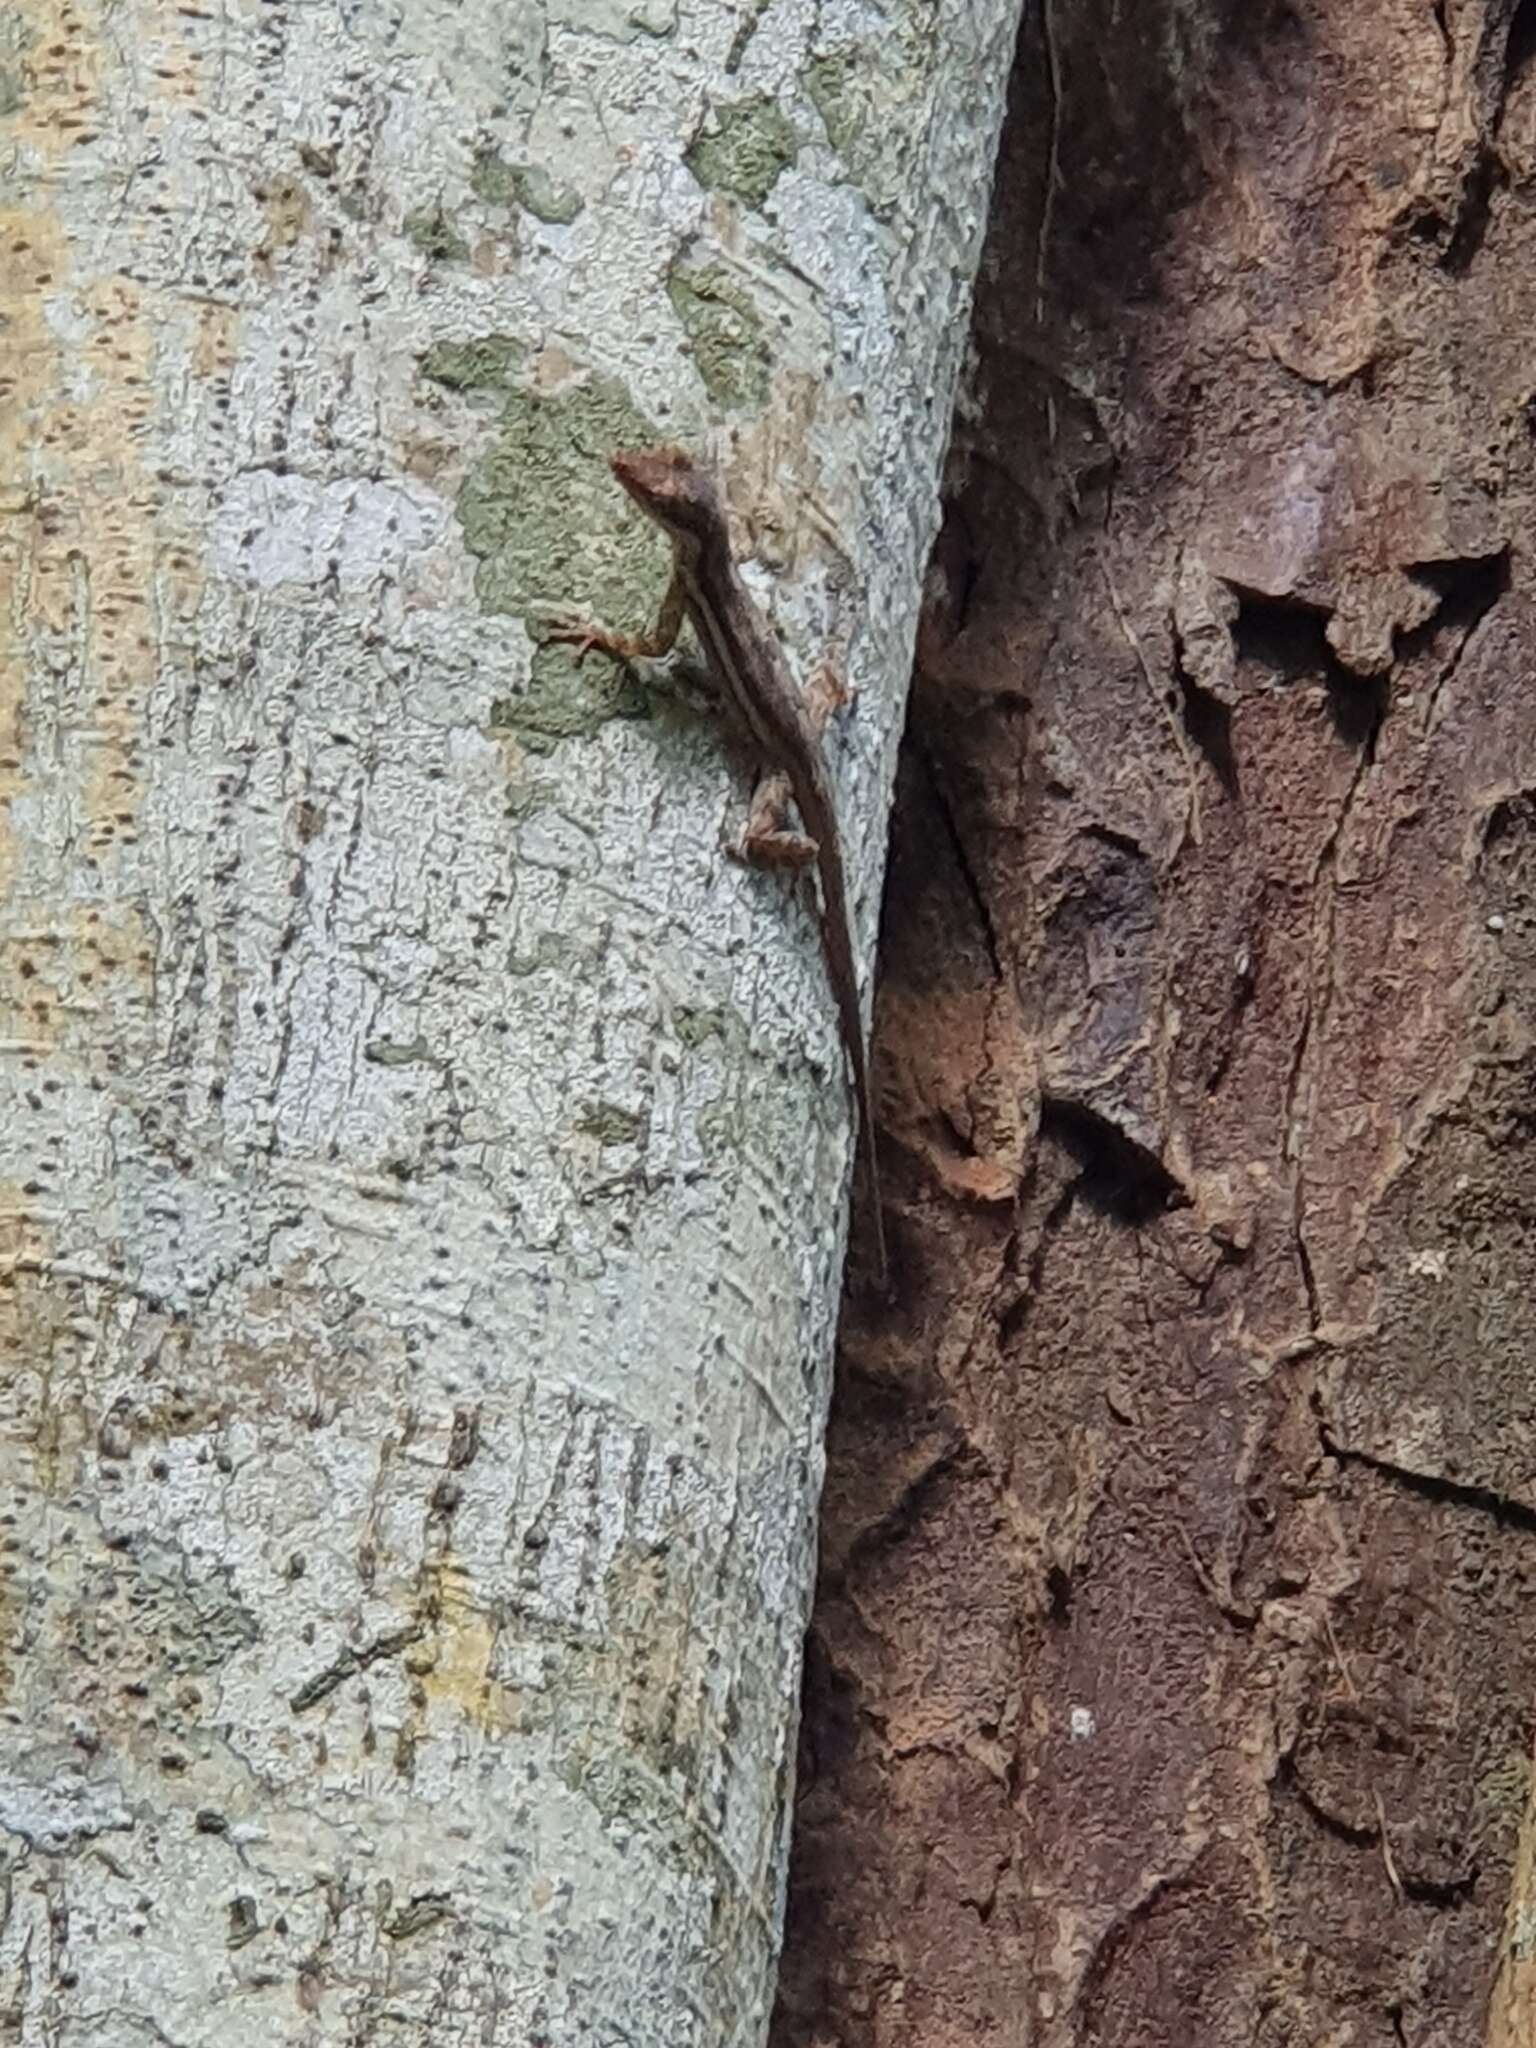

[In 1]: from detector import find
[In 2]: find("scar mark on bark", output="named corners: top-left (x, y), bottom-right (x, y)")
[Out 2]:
top-left (914, 739), bottom-right (1004, 982)
top-left (1083, 821), bottom-right (1146, 861)
top-left (1319, 1426), bottom-right (1536, 1533)
top-left (1172, 620), bottom-right (1238, 799)
top-left (1173, 1517), bottom-right (1257, 1630)
top-left (385, 1891), bottom-right (454, 1939)
top-left (1324, 662), bottom-right (1389, 754)
top-left (1229, 586), bottom-right (1341, 683)
top-left (289, 1621), bottom-right (426, 1711)
top-left (1204, 894), bottom-right (1262, 1098)
top-left (1414, 548), bottom-right (1509, 733)
top-left (1100, 547), bottom-right (1200, 850)
top-left (1509, 0), bottom-right (1536, 97)
top-left (1072, 1849), bottom-right (1209, 2033)
top-left (1039, 1097), bottom-right (1185, 1225)
top-left (1283, 634), bottom-right (1386, 1327)
top-left (1431, 0), bottom-right (1450, 64)
top-left (997, 1177), bottom-right (1075, 1349)
top-left (1228, 584), bottom-right (1389, 743)
top-left (1444, 147), bottom-right (1500, 271)
top-left (1413, 548), bottom-right (1510, 628)
top-left (1275, 1751), bottom-right (1381, 1850)
top-left (841, 1442), bottom-right (978, 1577)
top-left (447, 1404), bottom-right (481, 1470)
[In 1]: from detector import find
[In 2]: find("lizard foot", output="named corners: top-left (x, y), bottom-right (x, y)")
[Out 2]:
top-left (541, 612), bottom-right (619, 666)
top-left (734, 828), bottom-right (820, 871)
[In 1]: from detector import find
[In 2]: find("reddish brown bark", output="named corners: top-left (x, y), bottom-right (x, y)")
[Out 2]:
top-left (775, 3), bottom-right (1536, 2043)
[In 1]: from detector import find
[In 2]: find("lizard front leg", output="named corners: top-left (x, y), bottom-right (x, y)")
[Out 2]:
top-left (544, 568), bottom-right (688, 665)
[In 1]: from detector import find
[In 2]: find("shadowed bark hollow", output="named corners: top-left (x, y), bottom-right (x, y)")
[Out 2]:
top-left (775, 2), bottom-right (1536, 2043)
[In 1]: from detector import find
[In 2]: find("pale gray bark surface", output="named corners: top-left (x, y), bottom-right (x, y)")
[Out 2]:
top-left (0, 0), bottom-right (1017, 2040)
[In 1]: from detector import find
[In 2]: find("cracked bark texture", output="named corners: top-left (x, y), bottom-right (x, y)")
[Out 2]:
top-left (776, 2), bottom-right (1536, 2044)
top-left (0, 0), bottom-right (1020, 2041)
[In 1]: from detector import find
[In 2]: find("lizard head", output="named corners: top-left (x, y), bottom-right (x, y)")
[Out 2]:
top-left (609, 445), bottom-right (724, 542)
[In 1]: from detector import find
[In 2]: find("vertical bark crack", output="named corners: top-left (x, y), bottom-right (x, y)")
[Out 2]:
top-left (913, 737), bottom-right (1005, 983)
top-left (1283, 657), bottom-right (1386, 1330)
top-left (1509, 0), bottom-right (1536, 91)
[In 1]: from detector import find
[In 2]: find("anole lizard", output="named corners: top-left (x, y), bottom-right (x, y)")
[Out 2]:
top-left (550, 445), bottom-right (887, 1281)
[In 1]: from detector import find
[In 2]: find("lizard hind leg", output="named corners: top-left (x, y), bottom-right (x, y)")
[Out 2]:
top-left (731, 771), bottom-right (819, 870)
top-left (802, 660), bottom-right (851, 741)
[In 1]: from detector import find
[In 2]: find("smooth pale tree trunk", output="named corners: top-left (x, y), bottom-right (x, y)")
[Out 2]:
top-left (0, 0), bottom-right (1018, 2041)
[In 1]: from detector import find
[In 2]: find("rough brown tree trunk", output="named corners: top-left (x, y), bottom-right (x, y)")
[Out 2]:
top-left (775, 3), bottom-right (1536, 2043)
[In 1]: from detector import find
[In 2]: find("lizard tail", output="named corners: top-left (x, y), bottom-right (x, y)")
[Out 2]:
top-left (802, 754), bottom-right (887, 1288)
top-left (820, 874), bottom-right (887, 1289)
top-left (854, 1037), bottom-right (888, 1289)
